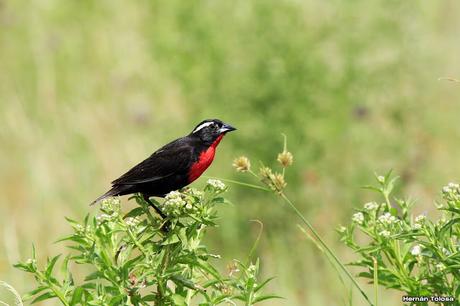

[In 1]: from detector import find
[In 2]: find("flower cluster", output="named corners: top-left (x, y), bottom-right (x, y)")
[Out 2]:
top-left (97, 198), bottom-right (121, 224)
top-left (412, 214), bottom-right (426, 230)
top-left (352, 212), bottom-right (364, 225)
top-left (364, 201), bottom-right (379, 211)
top-left (442, 182), bottom-right (460, 203)
top-left (100, 198), bottom-right (121, 214)
top-left (378, 212), bottom-right (398, 225)
top-left (207, 179), bottom-right (227, 192)
top-left (163, 191), bottom-right (187, 215)
top-left (125, 217), bottom-right (141, 227)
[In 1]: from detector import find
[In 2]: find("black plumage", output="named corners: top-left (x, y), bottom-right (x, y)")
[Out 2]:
top-left (91, 119), bottom-right (236, 217)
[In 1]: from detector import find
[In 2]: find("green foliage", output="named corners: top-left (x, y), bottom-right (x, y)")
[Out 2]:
top-left (340, 172), bottom-right (460, 303)
top-left (15, 182), bottom-right (278, 305)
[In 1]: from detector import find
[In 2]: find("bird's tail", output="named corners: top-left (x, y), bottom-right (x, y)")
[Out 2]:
top-left (90, 187), bottom-right (120, 206)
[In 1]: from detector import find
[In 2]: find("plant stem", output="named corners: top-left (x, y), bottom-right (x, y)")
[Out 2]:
top-left (280, 193), bottom-right (374, 306)
top-left (37, 272), bottom-right (70, 306)
top-left (206, 176), bottom-right (271, 192)
top-left (373, 257), bottom-right (378, 306)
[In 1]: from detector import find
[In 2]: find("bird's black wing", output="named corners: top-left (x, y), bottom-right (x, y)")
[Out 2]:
top-left (111, 139), bottom-right (193, 186)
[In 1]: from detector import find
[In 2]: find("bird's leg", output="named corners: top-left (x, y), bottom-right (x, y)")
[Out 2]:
top-left (142, 194), bottom-right (171, 232)
top-left (142, 194), bottom-right (167, 219)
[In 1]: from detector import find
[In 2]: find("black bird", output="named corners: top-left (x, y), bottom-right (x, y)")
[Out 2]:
top-left (91, 119), bottom-right (236, 217)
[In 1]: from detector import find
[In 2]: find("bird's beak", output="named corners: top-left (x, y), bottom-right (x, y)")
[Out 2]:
top-left (219, 123), bottom-right (237, 134)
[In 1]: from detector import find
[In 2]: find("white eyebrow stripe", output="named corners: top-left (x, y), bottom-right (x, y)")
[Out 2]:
top-left (193, 122), bottom-right (214, 133)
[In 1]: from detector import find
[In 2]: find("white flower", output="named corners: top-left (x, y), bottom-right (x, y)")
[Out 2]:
top-left (379, 230), bottom-right (391, 238)
top-left (207, 179), bottom-right (226, 192)
top-left (96, 213), bottom-right (113, 223)
top-left (442, 182), bottom-right (460, 201)
top-left (163, 191), bottom-right (189, 215)
top-left (364, 202), bottom-right (379, 211)
top-left (338, 226), bottom-right (347, 233)
top-left (352, 212), bottom-right (364, 225)
top-left (378, 212), bottom-right (397, 225)
top-left (411, 245), bottom-right (422, 256)
top-left (188, 188), bottom-right (204, 197)
top-left (165, 191), bottom-right (182, 200)
top-left (412, 223), bottom-right (422, 230)
top-left (377, 175), bottom-right (385, 183)
top-left (415, 215), bottom-right (426, 223)
top-left (100, 198), bottom-right (121, 212)
top-left (436, 263), bottom-right (446, 271)
top-left (125, 217), bottom-right (140, 227)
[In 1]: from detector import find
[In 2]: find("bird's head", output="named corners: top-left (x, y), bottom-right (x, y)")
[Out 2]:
top-left (190, 119), bottom-right (236, 145)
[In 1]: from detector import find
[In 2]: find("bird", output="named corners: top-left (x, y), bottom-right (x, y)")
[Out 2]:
top-left (91, 119), bottom-right (236, 218)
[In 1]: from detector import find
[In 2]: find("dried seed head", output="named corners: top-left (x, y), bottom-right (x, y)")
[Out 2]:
top-left (232, 156), bottom-right (251, 172)
top-left (277, 150), bottom-right (293, 167)
top-left (259, 166), bottom-right (273, 180)
top-left (272, 173), bottom-right (287, 192)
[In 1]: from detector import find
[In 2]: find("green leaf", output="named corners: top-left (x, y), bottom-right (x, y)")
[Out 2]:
top-left (13, 262), bottom-right (31, 272)
top-left (124, 207), bottom-right (145, 219)
top-left (46, 254), bottom-right (62, 278)
top-left (439, 218), bottom-right (460, 237)
top-left (109, 295), bottom-right (125, 306)
top-left (161, 234), bottom-right (180, 245)
top-left (172, 294), bottom-right (186, 305)
top-left (171, 275), bottom-right (201, 291)
top-left (253, 294), bottom-right (284, 303)
top-left (70, 287), bottom-right (84, 305)
top-left (142, 294), bottom-right (156, 302)
top-left (22, 286), bottom-right (48, 301)
top-left (389, 207), bottom-right (398, 217)
top-left (31, 292), bottom-right (56, 304)
top-left (254, 276), bottom-right (276, 292)
top-left (84, 271), bottom-right (104, 281)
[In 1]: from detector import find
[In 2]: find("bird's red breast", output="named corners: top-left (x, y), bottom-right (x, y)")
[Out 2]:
top-left (188, 134), bottom-right (224, 182)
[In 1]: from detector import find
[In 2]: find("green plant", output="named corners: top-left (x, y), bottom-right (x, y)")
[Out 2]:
top-left (340, 172), bottom-right (460, 305)
top-left (229, 135), bottom-right (374, 306)
top-left (15, 181), bottom-right (278, 305)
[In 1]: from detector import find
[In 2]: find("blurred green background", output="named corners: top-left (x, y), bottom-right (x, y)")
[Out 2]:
top-left (1, 0), bottom-right (460, 305)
